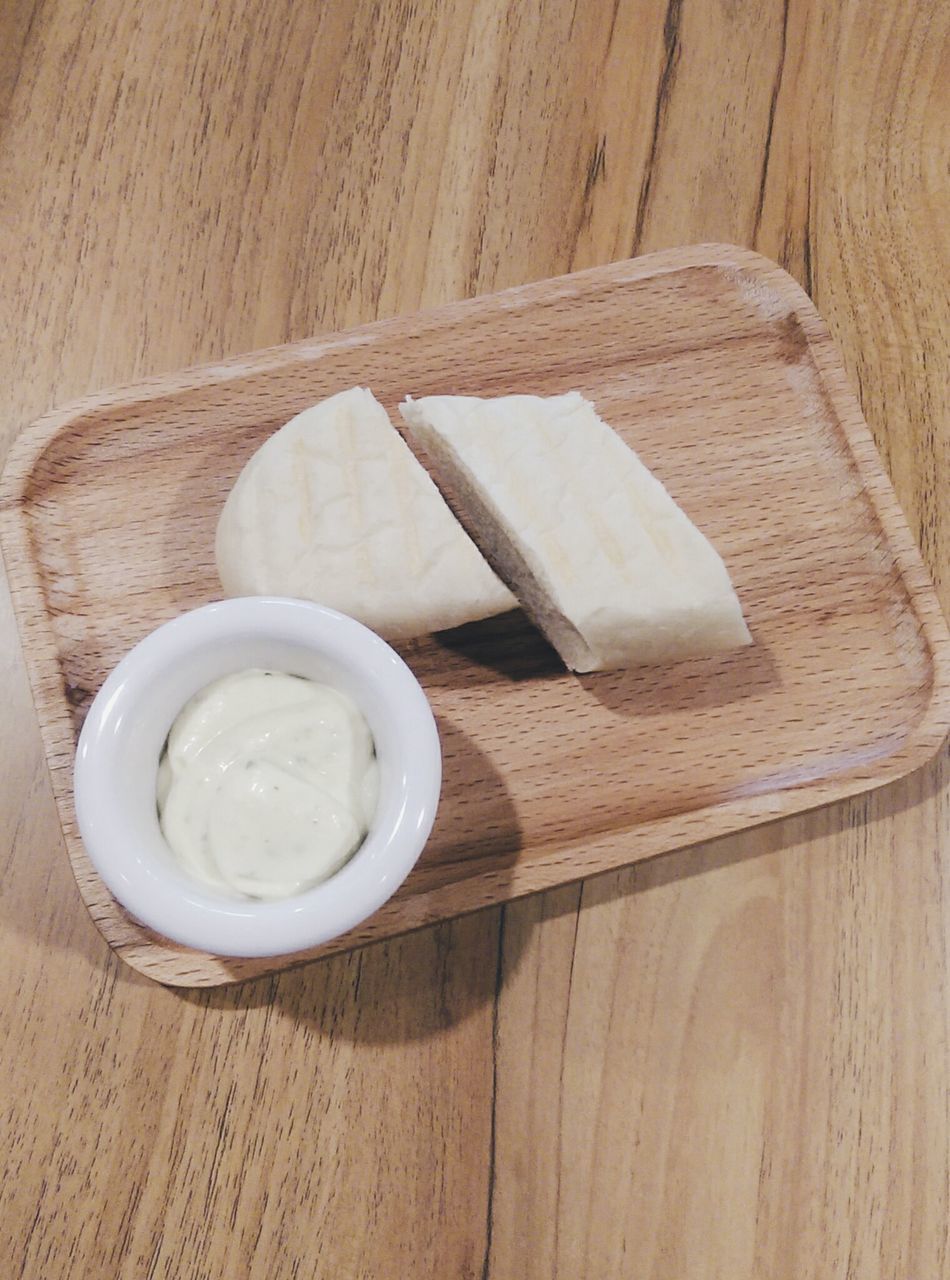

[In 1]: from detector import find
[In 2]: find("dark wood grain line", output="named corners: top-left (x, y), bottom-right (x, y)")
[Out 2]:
top-left (752, 0), bottom-right (790, 243)
top-left (15, 1179), bottom-right (45, 1280)
top-left (803, 163), bottom-right (814, 297)
top-left (553, 887), bottom-right (583, 1267)
top-left (0, 0), bottom-right (41, 127)
top-left (481, 907), bottom-right (506, 1280)
top-left (468, 63), bottom-right (511, 297)
top-left (583, 134), bottom-right (607, 201)
top-left (605, 0), bottom-right (623, 51)
top-left (631, 0), bottom-right (683, 253)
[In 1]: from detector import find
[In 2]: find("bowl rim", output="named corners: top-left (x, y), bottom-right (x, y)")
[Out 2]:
top-left (73, 598), bottom-right (441, 957)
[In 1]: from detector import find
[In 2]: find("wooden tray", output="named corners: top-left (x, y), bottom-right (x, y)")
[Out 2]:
top-left (2, 245), bottom-right (949, 988)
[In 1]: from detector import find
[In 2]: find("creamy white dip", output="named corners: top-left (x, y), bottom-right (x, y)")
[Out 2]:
top-left (157, 669), bottom-right (377, 899)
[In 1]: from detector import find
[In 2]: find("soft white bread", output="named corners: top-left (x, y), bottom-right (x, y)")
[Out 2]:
top-left (398, 391), bottom-right (751, 671)
top-left (215, 387), bottom-right (516, 638)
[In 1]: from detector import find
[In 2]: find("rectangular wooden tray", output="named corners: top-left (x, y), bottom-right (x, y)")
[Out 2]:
top-left (2, 245), bottom-right (949, 987)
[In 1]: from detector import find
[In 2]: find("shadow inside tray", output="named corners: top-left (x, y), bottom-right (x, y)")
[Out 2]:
top-left (578, 633), bottom-right (780, 715)
top-left (417, 713), bottom-right (523, 871)
top-left (421, 609), bottom-right (563, 685)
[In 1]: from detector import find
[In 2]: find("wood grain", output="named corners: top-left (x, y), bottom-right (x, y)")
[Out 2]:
top-left (1, 0), bottom-right (947, 1276)
top-left (2, 245), bottom-right (949, 987)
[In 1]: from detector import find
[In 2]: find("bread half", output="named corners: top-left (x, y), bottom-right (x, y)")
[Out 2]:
top-left (398, 392), bottom-right (751, 671)
top-left (216, 387), bottom-right (516, 638)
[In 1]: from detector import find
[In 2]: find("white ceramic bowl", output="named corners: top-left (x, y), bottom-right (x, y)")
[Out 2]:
top-left (74, 598), bottom-right (441, 957)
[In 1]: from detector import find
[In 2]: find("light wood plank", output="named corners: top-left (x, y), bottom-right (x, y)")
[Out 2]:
top-left (488, 1), bottom-right (950, 1276)
top-left (0, 3), bottom-right (503, 1275)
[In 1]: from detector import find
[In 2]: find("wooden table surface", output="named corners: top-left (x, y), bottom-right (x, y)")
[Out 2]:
top-left (1, 2), bottom-right (947, 1276)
